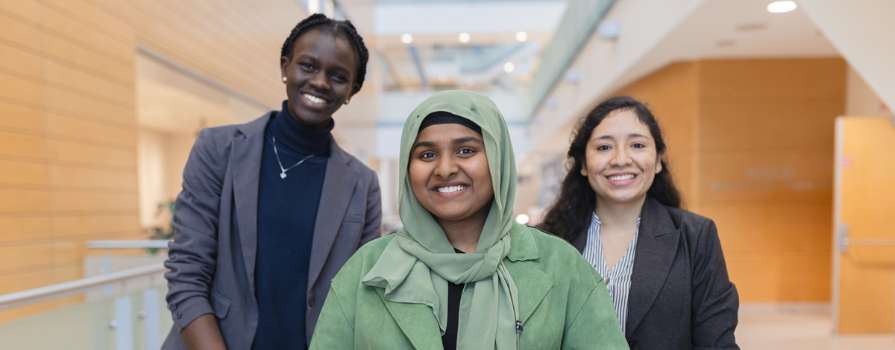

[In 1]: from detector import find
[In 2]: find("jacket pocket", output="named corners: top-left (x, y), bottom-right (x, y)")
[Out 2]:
top-left (211, 291), bottom-right (232, 319)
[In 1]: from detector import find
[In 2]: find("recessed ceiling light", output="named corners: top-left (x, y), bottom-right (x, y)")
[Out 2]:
top-left (458, 32), bottom-right (471, 44)
top-left (515, 31), bottom-right (528, 42)
top-left (767, 1), bottom-right (797, 14)
top-left (503, 62), bottom-right (515, 73)
top-left (401, 33), bottom-right (413, 44)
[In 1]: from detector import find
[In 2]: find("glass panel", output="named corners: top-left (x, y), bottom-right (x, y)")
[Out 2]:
top-left (0, 284), bottom-right (170, 350)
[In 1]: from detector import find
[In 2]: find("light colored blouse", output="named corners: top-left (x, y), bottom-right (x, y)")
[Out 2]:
top-left (582, 212), bottom-right (640, 334)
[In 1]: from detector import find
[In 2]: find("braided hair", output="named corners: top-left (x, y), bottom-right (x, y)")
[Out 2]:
top-left (280, 13), bottom-right (369, 95)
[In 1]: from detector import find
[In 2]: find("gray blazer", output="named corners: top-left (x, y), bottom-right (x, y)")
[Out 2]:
top-left (162, 112), bottom-right (382, 350)
top-left (573, 198), bottom-right (739, 350)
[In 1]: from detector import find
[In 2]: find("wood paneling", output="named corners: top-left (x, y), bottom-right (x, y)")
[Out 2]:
top-left (697, 59), bottom-right (844, 302)
top-left (0, 0), bottom-right (302, 324)
top-left (611, 58), bottom-right (846, 302)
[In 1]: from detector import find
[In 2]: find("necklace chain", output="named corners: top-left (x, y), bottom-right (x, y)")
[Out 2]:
top-left (272, 136), bottom-right (315, 179)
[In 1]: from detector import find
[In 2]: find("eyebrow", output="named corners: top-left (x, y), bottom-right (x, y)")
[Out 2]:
top-left (296, 54), bottom-right (352, 73)
top-left (596, 133), bottom-right (649, 140)
top-left (412, 136), bottom-right (483, 151)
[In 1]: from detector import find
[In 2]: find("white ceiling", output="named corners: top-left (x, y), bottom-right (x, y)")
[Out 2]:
top-left (657, 0), bottom-right (838, 60)
top-left (616, 0), bottom-right (839, 95)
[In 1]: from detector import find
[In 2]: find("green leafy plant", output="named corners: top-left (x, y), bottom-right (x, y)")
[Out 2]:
top-left (146, 200), bottom-right (175, 255)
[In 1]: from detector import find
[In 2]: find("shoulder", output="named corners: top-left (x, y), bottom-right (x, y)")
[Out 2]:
top-left (526, 226), bottom-right (583, 259)
top-left (664, 206), bottom-right (715, 232)
top-left (331, 234), bottom-right (394, 285)
top-left (513, 226), bottom-right (598, 281)
top-left (659, 204), bottom-right (722, 252)
top-left (195, 113), bottom-right (272, 149)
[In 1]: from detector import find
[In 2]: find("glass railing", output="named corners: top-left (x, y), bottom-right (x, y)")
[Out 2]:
top-left (0, 240), bottom-right (170, 350)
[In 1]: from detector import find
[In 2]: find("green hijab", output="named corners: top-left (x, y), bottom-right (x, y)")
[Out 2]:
top-left (362, 90), bottom-right (524, 349)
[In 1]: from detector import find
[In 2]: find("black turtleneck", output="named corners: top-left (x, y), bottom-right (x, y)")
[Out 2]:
top-left (254, 101), bottom-right (333, 350)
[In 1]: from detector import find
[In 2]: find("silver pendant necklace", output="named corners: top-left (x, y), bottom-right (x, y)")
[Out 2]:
top-left (272, 136), bottom-right (315, 179)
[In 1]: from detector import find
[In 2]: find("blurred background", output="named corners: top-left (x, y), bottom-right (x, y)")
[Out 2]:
top-left (0, 0), bottom-right (892, 348)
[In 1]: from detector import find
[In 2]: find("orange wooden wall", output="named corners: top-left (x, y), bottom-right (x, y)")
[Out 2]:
top-left (0, 0), bottom-right (301, 322)
top-left (615, 58), bottom-right (846, 302)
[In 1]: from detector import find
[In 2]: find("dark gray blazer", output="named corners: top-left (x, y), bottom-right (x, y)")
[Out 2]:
top-left (162, 112), bottom-right (382, 350)
top-left (573, 198), bottom-right (739, 350)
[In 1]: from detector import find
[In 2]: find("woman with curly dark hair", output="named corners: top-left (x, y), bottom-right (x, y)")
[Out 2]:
top-left (539, 96), bottom-right (740, 350)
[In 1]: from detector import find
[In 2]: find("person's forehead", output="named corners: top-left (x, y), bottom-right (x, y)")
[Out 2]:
top-left (293, 29), bottom-right (354, 54)
top-left (594, 111), bottom-right (650, 135)
top-left (416, 123), bottom-right (482, 142)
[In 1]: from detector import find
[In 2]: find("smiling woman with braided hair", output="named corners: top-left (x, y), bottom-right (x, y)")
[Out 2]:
top-left (162, 13), bottom-right (381, 350)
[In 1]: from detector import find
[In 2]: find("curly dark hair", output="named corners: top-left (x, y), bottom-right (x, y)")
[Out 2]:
top-left (538, 96), bottom-right (681, 242)
top-left (280, 13), bottom-right (369, 95)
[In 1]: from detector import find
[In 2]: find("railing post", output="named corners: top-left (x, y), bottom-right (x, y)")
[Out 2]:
top-left (114, 296), bottom-right (134, 350)
top-left (142, 289), bottom-right (161, 350)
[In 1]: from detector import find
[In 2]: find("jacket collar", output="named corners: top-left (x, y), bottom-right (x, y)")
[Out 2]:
top-left (379, 227), bottom-right (553, 347)
top-left (231, 112), bottom-right (357, 298)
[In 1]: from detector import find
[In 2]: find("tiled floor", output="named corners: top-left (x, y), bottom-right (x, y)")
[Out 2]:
top-left (737, 304), bottom-right (895, 349)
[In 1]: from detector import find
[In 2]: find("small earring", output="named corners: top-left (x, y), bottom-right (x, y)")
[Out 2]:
top-left (281, 76), bottom-right (287, 83)
top-left (344, 99), bottom-right (350, 105)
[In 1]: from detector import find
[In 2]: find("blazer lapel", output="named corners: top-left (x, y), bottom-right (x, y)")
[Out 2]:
top-left (625, 198), bottom-right (680, 337)
top-left (506, 228), bottom-right (553, 324)
top-left (378, 290), bottom-right (443, 349)
top-left (308, 142), bottom-right (358, 288)
top-left (231, 113), bottom-right (272, 294)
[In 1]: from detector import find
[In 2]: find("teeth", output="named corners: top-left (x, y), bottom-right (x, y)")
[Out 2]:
top-left (608, 174), bottom-right (635, 180)
top-left (303, 93), bottom-right (325, 105)
top-left (437, 185), bottom-right (466, 193)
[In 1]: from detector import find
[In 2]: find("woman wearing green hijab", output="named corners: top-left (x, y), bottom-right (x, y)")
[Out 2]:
top-left (310, 91), bottom-right (627, 349)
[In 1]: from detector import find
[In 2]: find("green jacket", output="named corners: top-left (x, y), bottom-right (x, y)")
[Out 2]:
top-left (310, 227), bottom-right (629, 350)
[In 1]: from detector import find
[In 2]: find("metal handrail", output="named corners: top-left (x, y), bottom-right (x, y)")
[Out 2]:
top-left (87, 240), bottom-right (170, 249)
top-left (0, 264), bottom-right (165, 310)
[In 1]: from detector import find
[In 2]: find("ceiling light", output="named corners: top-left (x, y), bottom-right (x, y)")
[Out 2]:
top-left (458, 32), bottom-right (471, 44)
top-left (307, 0), bottom-right (320, 13)
top-left (503, 62), bottom-right (515, 74)
top-left (401, 33), bottom-right (413, 44)
top-left (767, 1), bottom-right (797, 14)
top-left (515, 214), bottom-right (530, 225)
top-left (515, 31), bottom-right (528, 42)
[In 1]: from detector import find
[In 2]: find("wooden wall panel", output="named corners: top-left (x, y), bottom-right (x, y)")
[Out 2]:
top-left (610, 58), bottom-right (845, 302)
top-left (0, 0), bottom-right (302, 324)
top-left (0, 0), bottom-right (140, 323)
top-left (0, 101), bottom-right (42, 133)
top-left (45, 113), bottom-right (137, 147)
top-left (0, 216), bottom-right (53, 244)
top-left (699, 153), bottom-right (832, 204)
top-left (0, 131), bottom-right (48, 159)
top-left (696, 58), bottom-right (845, 302)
